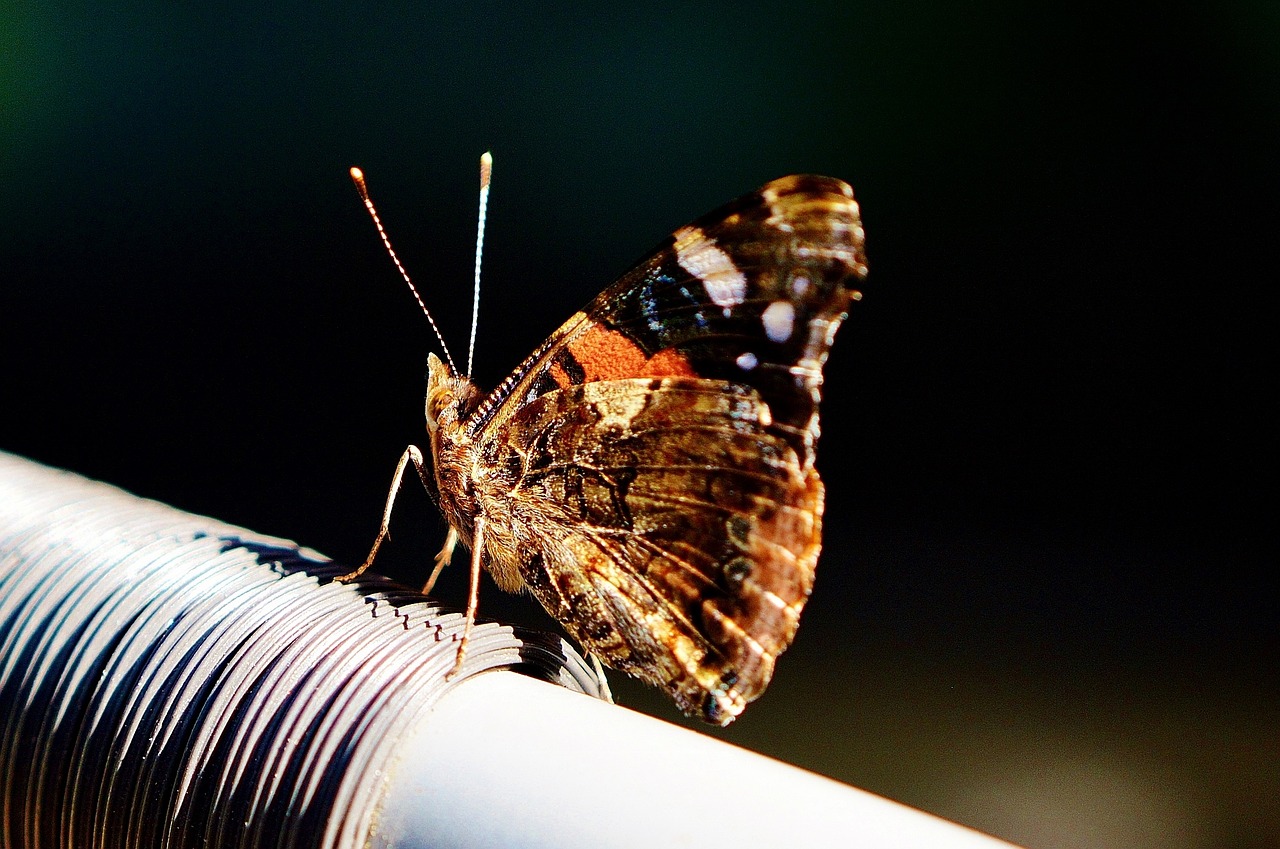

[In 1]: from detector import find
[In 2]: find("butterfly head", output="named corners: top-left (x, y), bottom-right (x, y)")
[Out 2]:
top-left (424, 352), bottom-right (481, 437)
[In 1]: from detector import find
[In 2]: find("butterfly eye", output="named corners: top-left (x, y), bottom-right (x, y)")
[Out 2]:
top-left (425, 390), bottom-right (448, 433)
top-left (425, 379), bottom-right (481, 435)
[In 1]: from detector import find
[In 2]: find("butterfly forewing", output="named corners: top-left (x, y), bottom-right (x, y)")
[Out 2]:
top-left (442, 174), bottom-right (866, 724)
top-left (592, 174), bottom-right (867, 463)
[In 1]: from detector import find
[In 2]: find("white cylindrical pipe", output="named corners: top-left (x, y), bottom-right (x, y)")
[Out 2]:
top-left (0, 451), bottom-right (602, 849)
top-left (373, 671), bottom-right (1019, 849)
top-left (1, 450), bottom-right (1020, 849)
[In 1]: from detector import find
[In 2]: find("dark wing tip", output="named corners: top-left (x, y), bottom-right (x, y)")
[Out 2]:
top-left (755, 174), bottom-right (868, 282)
top-left (760, 173), bottom-right (855, 198)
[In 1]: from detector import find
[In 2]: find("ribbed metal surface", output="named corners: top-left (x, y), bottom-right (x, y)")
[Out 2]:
top-left (0, 451), bottom-right (606, 849)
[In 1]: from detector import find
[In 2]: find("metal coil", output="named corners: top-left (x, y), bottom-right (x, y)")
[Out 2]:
top-left (0, 451), bottom-right (607, 849)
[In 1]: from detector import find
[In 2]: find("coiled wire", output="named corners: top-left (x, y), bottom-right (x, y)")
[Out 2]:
top-left (0, 451), bottom-right (606, 849)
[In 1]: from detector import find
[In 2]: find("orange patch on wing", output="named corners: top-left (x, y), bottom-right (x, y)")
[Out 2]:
top-left (568, 324), bottom-right (696, 382)
top-left (641, 348), bottom-right (697, 377)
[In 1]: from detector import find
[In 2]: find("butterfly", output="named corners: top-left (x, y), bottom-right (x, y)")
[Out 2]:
top-left (340, 163), bottom-right (868, 725)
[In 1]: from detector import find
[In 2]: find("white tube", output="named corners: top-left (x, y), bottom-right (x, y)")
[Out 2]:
top-left (1, 450), bottom-right (1019, 849)
top-left (373, 671), bottom-right (1019, 849)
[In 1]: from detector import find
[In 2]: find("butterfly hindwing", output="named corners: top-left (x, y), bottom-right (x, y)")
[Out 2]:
top-left (478, 377), bottom-right (821, 721)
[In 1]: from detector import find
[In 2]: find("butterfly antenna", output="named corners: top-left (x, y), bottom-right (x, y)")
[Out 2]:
top-left (349, 166), bottom-right (458, 375)
top-left (466, 151), bottom-right (493, 378)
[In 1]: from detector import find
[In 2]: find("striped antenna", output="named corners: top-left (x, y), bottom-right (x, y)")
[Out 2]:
top-left (467, 152), bottom-right (493, 378)
top-left (349, 166), bottom-right (458, 375)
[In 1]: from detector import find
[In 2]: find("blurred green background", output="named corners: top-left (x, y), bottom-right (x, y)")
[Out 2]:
top-left (2, 3), bottom-right (1275, 847)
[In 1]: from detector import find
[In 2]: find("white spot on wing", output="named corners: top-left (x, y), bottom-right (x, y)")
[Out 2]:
top-left (761, 301), bottom-right (795, 343)
top-left (736, 351), bottom-right (758, 371)
top-left (760, 589), bottom-right (799, 617)
top-left (673, 226), bottom-right (747, 309)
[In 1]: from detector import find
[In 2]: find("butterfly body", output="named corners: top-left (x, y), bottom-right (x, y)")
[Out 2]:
top-left (413, 174), bottom-right (868, 725)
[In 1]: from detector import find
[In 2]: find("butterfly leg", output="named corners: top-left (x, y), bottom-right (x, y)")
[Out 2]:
top-left (445, 513), bottom-right (486, 681)
top-left (421, 526), bottom-right (458, 596)
top-left (588, 653), bottom-right (615, 704)
top-left (335, 445), bottom-right (429, 582)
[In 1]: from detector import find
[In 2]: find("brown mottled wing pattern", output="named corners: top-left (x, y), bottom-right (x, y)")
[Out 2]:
top-left (486, 378), bottom-right (823, 722)
top-left (468, 175), bottom-right (867, 723)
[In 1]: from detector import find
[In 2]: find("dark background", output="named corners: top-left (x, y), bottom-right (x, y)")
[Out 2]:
top-left (2, 3), bottom-right (1274, 847)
